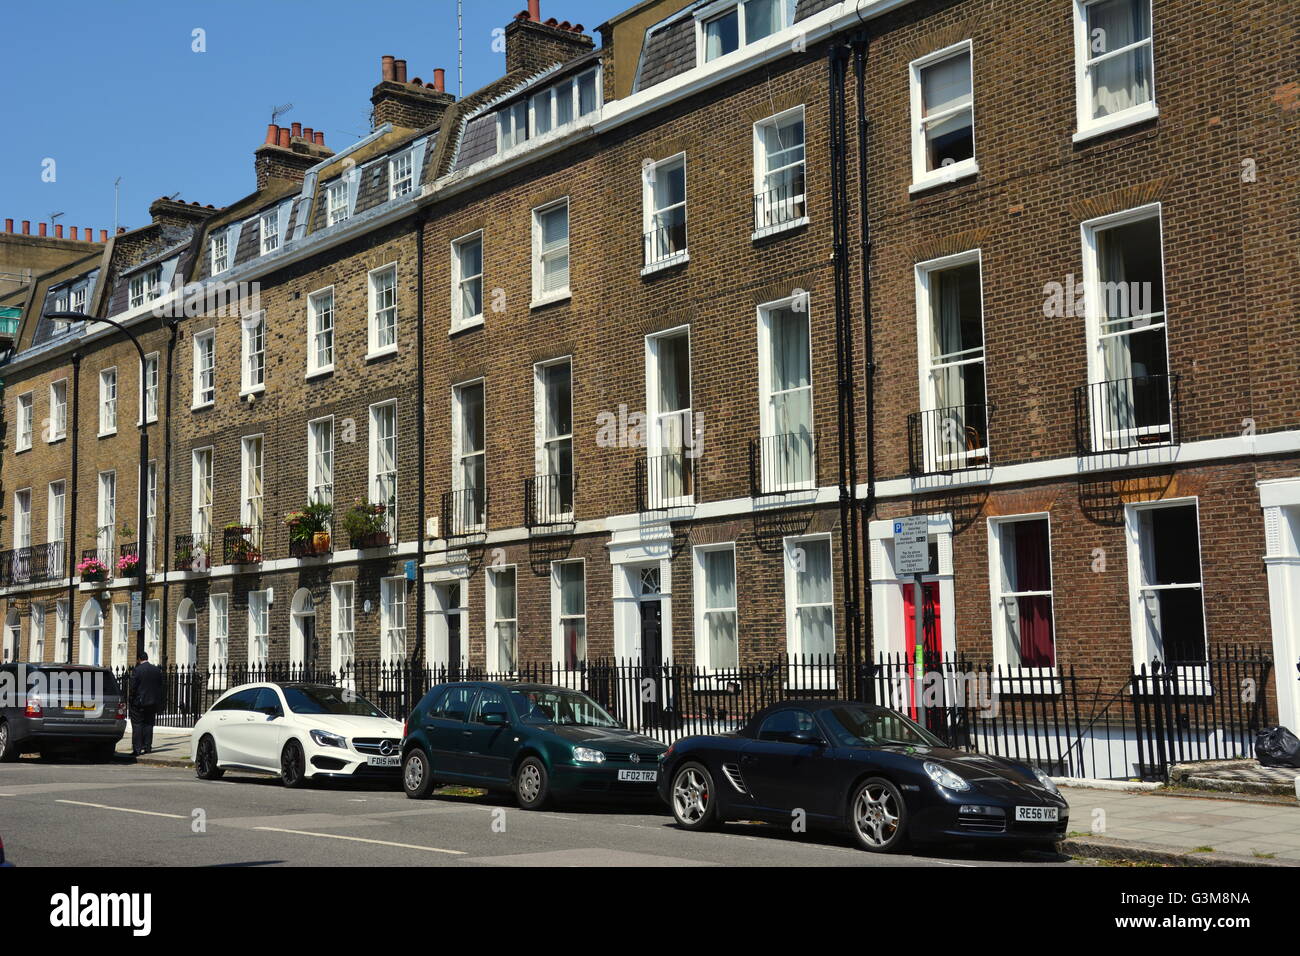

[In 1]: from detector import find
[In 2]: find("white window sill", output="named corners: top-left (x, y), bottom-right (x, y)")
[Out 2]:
top-left (1073, 103), bottom-right (1159, 144)
top-left (752, 217), bottom-right (809, 242)
top-left (97, 429), bottom-right (117, 439)
top-left (305, 367), bottom-right (334, 381)
top-left (137, 416), bottom-right (158, 427)
top-left (449, 316), bottom-right (485, 336)
top-left (191, 402), bottom-right (213, 412)
top-left (239, 385), bottom-right (265, 399)
top-left (15, 444), bottom-right (31, 454)
top-left (365, 346), bottom-right (399, 362)
top-left (909, 160), bottom-right (980, 195)
top-left (530, 290), bottom-right (571, 310)
top-left (46, 435), bottom-right (66, 445)
top-left (641, 251), bottom-right (689, 277)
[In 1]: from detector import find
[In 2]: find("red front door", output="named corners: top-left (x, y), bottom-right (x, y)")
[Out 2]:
top-left (900, 582), bottom-right (942, 719)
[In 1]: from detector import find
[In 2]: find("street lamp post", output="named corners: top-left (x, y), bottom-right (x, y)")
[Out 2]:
top-left (45, 312), bottom-right (150, 662)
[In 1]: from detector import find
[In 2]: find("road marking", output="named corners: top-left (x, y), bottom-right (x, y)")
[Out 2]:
top-left (252, 826), bottom-right (465, 855)
top-left (56, 799), bottom-right (187, 819)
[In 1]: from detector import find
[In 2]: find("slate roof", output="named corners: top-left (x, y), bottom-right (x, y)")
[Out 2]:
top-left (795, 0), bottom-right (839, 20)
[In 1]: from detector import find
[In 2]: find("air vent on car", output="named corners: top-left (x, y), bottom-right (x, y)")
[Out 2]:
top-left (721, 762), bottom-right (748, 795)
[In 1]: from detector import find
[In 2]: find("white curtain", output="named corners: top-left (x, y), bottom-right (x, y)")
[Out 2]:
top-left (704, 550), bottom-right (738, 668)
top-left (796, 542), bottom-right (834, 656)
top-left (1089, 0), bottom-right (1152, 118)
top-left (1099, 230), bottom-right (1136, 437)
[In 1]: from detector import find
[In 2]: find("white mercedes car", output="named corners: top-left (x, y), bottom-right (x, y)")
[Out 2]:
top-left (191, 682), bottom-right (404, 787)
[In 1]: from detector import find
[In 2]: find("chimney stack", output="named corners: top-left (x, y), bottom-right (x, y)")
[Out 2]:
top-left (505, 5), bottom-right (593, 76)
top-left (254, 119), bottom-right (333, 189)
top-left (370, 54), bottom-right (455, 131)
top-left (3, 219), bottom-right (11, 232)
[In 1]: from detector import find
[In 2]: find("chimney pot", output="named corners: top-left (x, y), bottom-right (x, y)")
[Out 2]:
top-left (265, 123), bottom-right (279, 144)
top-left (70, 227), bottom-right (78, 240)
top-left (433, 68), bottom-right (445, 92)
top-left (22, 220), bottom-right (30, 235)
top-left (381, 55), bottom-right (395, 82)
top-left (314, 130), bottom-right (325, 146)
top-left (303, 126), bottom-right (314, 141)
top-left (55, 225), bottom-right (63, 238)
top-left (394, 58), bottom-right (407, 83)
top-left (38, 222), bottom-right (47, 237)
top-left (291, 121), bottom-right (303, 138)
top-left (100, 229), bottom-right (108, 242)
top-left (528, 0), bottom-right (540, 21)
top-left (278, 127), bottom-right (291, 148)
top-left (3, 219), bottom-right (11, 232)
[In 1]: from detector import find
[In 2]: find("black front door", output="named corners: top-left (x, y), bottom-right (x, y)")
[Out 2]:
top-left (447, 608), bottom-right (462, 681)
top-left (640, 599), bottom-right (663, 728)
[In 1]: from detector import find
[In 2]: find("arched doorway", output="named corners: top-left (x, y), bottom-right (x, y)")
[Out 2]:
top-left (290, 589), bottom-right (315, 674)
top-left (176, 599), bottom-right (197, 667)
top-left (79, 600), bottom-right (103, 666)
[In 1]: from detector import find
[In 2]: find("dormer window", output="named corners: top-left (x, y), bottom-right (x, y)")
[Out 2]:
top-left (498, 101), bottom-right (529, 151)
top-left (129, 267), bottom-right (162, 310)
top-left (699, 0), bottom-right (787, 63)
top-left (326, 179), bottom-right (349, 226)
top-left (529, 68), bottom-right (601, 137)
top-left (260, 208), bottom-right (280, 255)
top-left (211, 230), bottom-right (230, 274)
top-left (389, 151), bottom-right (414, 200)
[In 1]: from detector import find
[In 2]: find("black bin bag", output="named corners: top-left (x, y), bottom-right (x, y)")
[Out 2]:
top-left (1255, 726), bottom-right (1300, 768)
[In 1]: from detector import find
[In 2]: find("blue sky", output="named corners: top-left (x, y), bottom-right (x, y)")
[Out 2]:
top-left (1, 0), bottom-right (625, 235)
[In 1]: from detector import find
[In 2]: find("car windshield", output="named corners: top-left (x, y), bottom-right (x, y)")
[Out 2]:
top-left (510, 689), bottom-right (621, 728)
top-left (821, 705), bottom-right (946, 748)
top-left (282, 685), bottom-right (386, 718)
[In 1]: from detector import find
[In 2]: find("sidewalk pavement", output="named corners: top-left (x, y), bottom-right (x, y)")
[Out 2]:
top-left (114, 725), bottom-right (192, 767)
top-left (1059, 785), bottom-right (1300, 866)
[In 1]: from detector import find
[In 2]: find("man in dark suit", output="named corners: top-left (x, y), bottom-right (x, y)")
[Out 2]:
top-left (130, 652), bottom-right (164, 756)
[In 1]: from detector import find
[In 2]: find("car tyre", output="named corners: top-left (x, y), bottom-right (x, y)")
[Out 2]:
top-left (280, 739), bottom-right (309, 789)
top-left (89, 742), bottom-right (117, 763)
top-left (402, 746), bottom-right (436, 799)
top-left (670, 762), bottom-right (721, 831)
top-left (848, 777), bottom-right (908, 853)
top-left (0, 720), bottom-right (17, 762)
top-left (515, 756), bottom-right (551, 810)
top-left (195, 734), bottom-right (225, 780)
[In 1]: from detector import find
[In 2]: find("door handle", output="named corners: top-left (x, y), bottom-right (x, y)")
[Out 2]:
top-left (462, 730), bottom-right (473, 736)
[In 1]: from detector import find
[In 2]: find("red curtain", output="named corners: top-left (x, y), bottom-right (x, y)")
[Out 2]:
top-left (1014, 522), bottom-right (1055, 667)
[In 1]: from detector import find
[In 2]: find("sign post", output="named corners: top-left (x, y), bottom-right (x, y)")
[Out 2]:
top-left (893, 516), bottom-right (930, 726)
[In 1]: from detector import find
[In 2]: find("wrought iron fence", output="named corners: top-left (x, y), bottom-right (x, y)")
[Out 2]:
top-left (173, 532), bottom-right (216, 572)
top-left (643, 217), bottom-right (687, 268)
top-left (753, 177), bottom-right (806, 233)
top-left (636, 452), bottom-right (698, 512)
top-left (0, 541), bottom-right (64, 586)
top-left (441, 487), bottom-right (487, 540)
top-left (748, 432), bottom-right (816, 497)
top-left (223, 523), bottom-right (263, 566)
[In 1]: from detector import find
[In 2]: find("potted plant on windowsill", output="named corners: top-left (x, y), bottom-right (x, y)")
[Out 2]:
top-left (116, 552), bottom-right (140, 577)
top-left (224, 522), bottom-right (262, 564)
top-left (77, 556), bottom-right (109, 583)
top-left (286, 501), bottom-right (333, 556)
top-left (342, 500), bottom-right (389, 550)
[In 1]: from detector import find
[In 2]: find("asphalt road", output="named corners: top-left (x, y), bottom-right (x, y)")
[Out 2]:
top-left (1, 755), bottom-right (1079, 867)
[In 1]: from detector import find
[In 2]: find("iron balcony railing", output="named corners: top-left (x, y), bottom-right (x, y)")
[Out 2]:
top-left (173, 532), bottom-right (217, 572)
top-left (907, 404), bottom-right (994, 477)
top-left (223, 523), bottom-right (264, 566)
top-left (1074, 373), bottom-right (1181, 455)
top-left (117, 541), bottom-right (144, 578)
top-left (642, 217), bottom-right (687, 269)
top-left (636, 451), bottom-right (698, 512)
top-left (753, 176), bottom-right (807, 234)
top-left (0, 541), bottom-right (64, 586)
top-left (525, 472), bottom-right (577, 529)
top-left (748, 432), bottom-right (817, 497)
top-left (442, 487), bottom-right (488, 540)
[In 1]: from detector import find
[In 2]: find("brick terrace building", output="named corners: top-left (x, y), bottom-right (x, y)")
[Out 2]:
top-left (1, 0), bottom-right (1297, 734)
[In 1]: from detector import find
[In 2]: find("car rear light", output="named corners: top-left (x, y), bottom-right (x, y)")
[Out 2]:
top-left (24, 694), bottom-right (42, 717)
top-left (115, 699), bottom-right (128, 719)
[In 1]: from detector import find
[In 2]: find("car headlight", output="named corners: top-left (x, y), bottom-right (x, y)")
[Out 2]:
top-left (924, 760), bottom-right (970, 792)
top-left (1032, 766), bottom-right (1061, 796)
top-left (572, 746), bottom-right (605, 764)
top-left (309, 729), bottom-right (347, 749)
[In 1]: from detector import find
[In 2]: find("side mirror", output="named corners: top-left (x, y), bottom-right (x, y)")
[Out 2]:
top-left (480, 711), bottom-right (508, 726)
top-left (785, 730), bottom-right (825, 747)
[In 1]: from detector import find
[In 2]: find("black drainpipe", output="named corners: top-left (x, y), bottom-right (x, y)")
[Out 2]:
top-left (160, 317), bottom-right (179, 667)
top-left (853, 33), bottom-right (877, 689)
top-left (828, 42), bottom-right (864, 697)
top-left (66, 351), bottom-right (82, 663)
top-left (414, 209), bottom-right (428, 672)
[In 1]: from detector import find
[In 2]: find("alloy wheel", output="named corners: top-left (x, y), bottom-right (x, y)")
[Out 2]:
top-left (673, 767), bottom-right (710, 824)
top-left (853, 783), bottom-right (901, 848)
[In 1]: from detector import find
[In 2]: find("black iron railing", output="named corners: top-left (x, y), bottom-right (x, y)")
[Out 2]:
top-left (525, 472), bottom-right (577, 529)
top-left (441, 487), bottom-right (487, 540)
top-left (748, 432), bottom-right (816, 497)
top-left (753, 176), bottom-right (807, 233)
top-left (0, 541), bottom-right (65, 586)
top-left (117, 541), bottom-right (143, 578)
top-left (1073, 373), bottom-right (1180, 455)
top-left (223, 524), bottom-right (263, 565)
top-left (173, 532), bottom-right (216, 572)
top-left (636, 451), bottom-right (698, 512)
top-left (642, 217), bottom-right (687, 268)
top-left (907, 404), bottom-right (994, 477)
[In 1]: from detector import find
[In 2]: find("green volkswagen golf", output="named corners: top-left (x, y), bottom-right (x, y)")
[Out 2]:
top-left (400, 682), bottom-right (667, 809)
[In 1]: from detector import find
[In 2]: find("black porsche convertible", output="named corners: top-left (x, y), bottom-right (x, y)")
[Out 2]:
top-left (658, 700), bottom-right (1069, 853)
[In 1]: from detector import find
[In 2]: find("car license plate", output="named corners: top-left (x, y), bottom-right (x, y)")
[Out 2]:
top-left (1015, 806), bottom-right (1058, 822)
top-left (367, 755), bottom-right (400, 767)
top-left (617, 769), bottom-right (657, 782)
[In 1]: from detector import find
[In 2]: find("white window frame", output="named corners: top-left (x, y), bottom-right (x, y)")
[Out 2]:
top-left (47, 481), bottom-right (65, 551)
top-left (367, 263), bottom-right (399, 358)
top-left (693, 543), bottom-right (739, 672)
top-left (914, 248), bottom-right (988, 472)
top-left (368, 400), bottom-right (398, 539)
top-left (248, 590), bottom-right (270, 667)
top-left (240, 434), bottom-right (264, 539)
top-left (1125, 497), bottom-right (1209, 682)
top-left (986, 513), bottom-right (1060, 688)
top-left (208, 593), bottom-right (229, 689)
top-left (191, 447), bottom-right (213, 537)
top-left (210, 229), bottom-right (230, 274)
top-left (695, 0), bottom-right (790, 65)
top-left (531, 198), bottom-right (570, 307)
top-left (140, 352), bottom-right (159, 424)
top-left (98, 367), bottom-right (118, 436)
top-left (331, 581), bottom-right (355, 672)
top-left (752, 105), bottom-right (807, 237)
top-left (533, 357), bottom-right (574, 521)
top-left (325, 178), bottom-right (350, 226)
top-left (307, 286), bottom-right (335, 377)
top-left (96, 471), bottom-right (115, 562)
top-left (308, 416), bottom-right (334, 507)
top-left (380, 576), bottom-right (407, 661)
top-left (644, 325), bottom-right (695, 508)
top-left (1072, 0), bottom-right (1158, 142)
top-left (31, 603), bottom-right (46, 663)
top-left (486, 564), bottom-right (518, 674)
top-left (641, 153), bottom-right (689, 273)
top-left (14, 392), bottom-right (32, 451)
top-left (259, 207), bottom-right (280, 255)
top-left (756, 294), bottom-right (816, 492)
top-left (12, 488), bottom-right (31, 549)
top-left (49, 379), bottom-right (68, 442)
top-left (451, 380), bottom-right (486, 531)
top-left (129, 266), bottom-right (162, 310)
top-left (241, 311), bottom-right (266, 395)
top-left (145, 461), bottom-right (157, 572)
top-left (496, 101), bottom-right (529, 152)
top-left (1079, 203), bottom-right (1172, 453)
top-left (450, 230), bottom-right (484, 331)
top-left (192, 330), bottom-right (216, 409)
top-left (908, 40), bottom-right (978, 193)
top-left (388, 150), bottom-right (415, 200)
top-left (782, 533), bottom-right (836, 660)
top-left (550, 558), bottom-right (587, 669)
